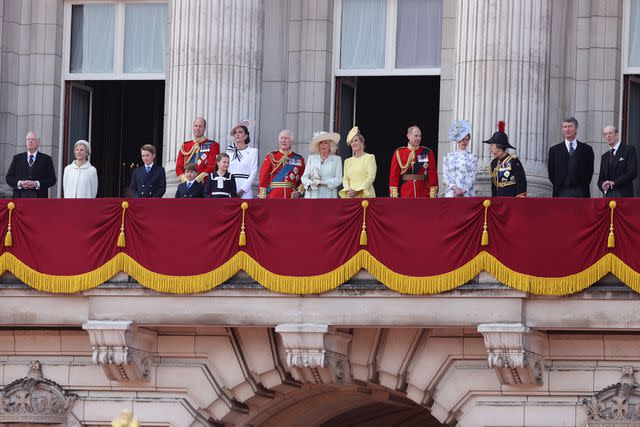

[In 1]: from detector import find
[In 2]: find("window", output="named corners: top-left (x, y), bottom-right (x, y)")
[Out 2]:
top-left (629, 0), bottom-right (640, 68)
top-left (65, 1), bottom-right (167, 79)
top-left (70, 4), bottom-right (116, 73)
top-left (340, 0), bottom-right (387, 69)
top-left (395, 0), bottom-right (442, 68)
top-left (336, 0), bottom-right (442, 75)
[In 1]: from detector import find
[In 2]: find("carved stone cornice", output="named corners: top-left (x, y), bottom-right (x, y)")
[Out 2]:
top-left (83, 320), bottom-right (157, 382)
top-left (582, 366), bottom-right (640, 425)
top-left (0, 361), bottom-right (78, 424)
top-left (275, 324), bottom-right (352, 384)
top-left (477, 323), bottom-right (548, 386)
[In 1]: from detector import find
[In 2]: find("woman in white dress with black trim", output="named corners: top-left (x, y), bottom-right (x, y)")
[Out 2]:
top-left (226, 120), bottom-right (258, 199)
top-left (443, 120), bottom-right (477, 197)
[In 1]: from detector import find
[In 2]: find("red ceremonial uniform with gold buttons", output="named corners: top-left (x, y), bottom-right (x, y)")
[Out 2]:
top-left (258, 150), bottom-right (306, 198)
top-left (389, 145), bottom-right (438, 198)
top-left (176, 138), bottom-right (220, 183)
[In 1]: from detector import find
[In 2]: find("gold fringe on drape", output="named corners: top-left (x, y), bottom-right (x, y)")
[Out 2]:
top-left (0, 250), bottom-right (628, 296)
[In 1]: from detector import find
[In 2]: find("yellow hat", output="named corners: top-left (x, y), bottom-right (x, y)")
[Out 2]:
top-left (347, 126), bottom-right (360, 145)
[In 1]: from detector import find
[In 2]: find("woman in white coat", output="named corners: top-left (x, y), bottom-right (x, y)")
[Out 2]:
top-left (301, 131), bottom-right (343, 198)
top-left (63, 140), bottom-right (98, 198)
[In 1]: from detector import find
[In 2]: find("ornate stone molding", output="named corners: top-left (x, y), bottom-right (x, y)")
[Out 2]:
top-left (582, 366), bottom-right (640, 425)
top-left (0, 361), bottom-right (78, 424)
top-left (275, 324), bottom-right (352, 384)
top-left (477, 323), bottom-right (547, 386)
top-left (83, 320), bottom-right (157, 382)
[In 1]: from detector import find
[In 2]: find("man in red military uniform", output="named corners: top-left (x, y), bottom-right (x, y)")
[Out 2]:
top-left (258, 130), bottom-right (305, 199)
top-left (389, 125), bottom-right (438, 198)
top-left (176, 117), bottom-right (220, 183)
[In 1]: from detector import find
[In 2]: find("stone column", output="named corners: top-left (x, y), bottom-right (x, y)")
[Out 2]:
top-left (164, 0), bottom-right (263, 192)
top-left (454, 0), bottom-right (552, 196)
top-left (0, 0), bottom-right (64, 197)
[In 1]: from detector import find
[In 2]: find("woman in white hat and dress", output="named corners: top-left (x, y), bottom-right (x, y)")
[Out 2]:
top-left (442, 120), bottom-right (477, 197)
top-left (226, 120), bottom-right (258, 199)
top-left (63, 139), bottom-right (98, 198)
top-left (301, 131), bottom-right (343, 199)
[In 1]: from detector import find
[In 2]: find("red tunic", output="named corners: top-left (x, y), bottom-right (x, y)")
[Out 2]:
top-left (176, 139), bottom-right (220, 182)
top-left (258, 150), bottom-right (306, 199)
top-left (389, 145), bottom-right (438, 198)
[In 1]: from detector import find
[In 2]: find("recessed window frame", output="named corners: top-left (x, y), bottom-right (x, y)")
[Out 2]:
top-left (332, 0), bottom-right (442, 77)
top-left (62, 0), bottom-right (167, 81)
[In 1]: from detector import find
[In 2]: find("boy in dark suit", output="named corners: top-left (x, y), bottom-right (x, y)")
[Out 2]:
top-left (6, 131), bottom-right (57, 198)
top-left (175, 163), bottom-right (204, 197)
top-left (130, 144), bottom-right (166, 198)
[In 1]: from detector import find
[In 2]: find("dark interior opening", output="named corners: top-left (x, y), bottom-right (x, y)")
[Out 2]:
top-left (64, 80), bottom-right (164, 197)
top-left (336, 76), bottom-right (440, 197)
top-left (623, 75), bottom-right (640, 197)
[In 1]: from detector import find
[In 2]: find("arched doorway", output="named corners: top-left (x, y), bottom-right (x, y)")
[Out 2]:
top-left (243, 384), bottom-right (445, 427)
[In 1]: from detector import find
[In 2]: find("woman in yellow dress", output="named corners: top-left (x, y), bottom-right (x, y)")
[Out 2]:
top-left (339, 126), bottom-right (377, 198)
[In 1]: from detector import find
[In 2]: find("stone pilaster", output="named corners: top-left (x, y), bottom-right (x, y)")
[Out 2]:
top-left (0, 0), bottom-right (63, 197)
top-left (164, 0), bottom-right (263, 193)
top-left (454, 0), bottom-right (552, 196)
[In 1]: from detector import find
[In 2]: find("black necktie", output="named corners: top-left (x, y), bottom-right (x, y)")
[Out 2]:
top-left (569, 143), bottom-right (575, 156)
top-left (28, 154), bottom-right (34, 167)
top-left (610, 148), bottom-right (615, 158)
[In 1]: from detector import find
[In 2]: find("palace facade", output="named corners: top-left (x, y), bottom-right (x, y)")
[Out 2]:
top-left (0, 1), bottom-right (640, 426)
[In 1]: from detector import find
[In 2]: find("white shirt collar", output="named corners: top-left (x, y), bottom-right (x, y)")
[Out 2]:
top-left (564, 139), bottom-right (577, 151)
top-left (610, 141), bottom-right (621, 154)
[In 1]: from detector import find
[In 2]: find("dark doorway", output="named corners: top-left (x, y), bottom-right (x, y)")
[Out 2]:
top-left (335, 76), bottom-right (440, 197)
top-left (64, 80), bottom-right (164, 197)
top-left (623, 75), bottom-right (640, 197)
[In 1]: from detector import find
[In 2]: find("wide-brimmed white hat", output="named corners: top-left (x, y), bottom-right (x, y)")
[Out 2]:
top-left (229, 119), bottom-right (255, 136)
top-left (310, 131), bottom-right (340, 153)
top-left (448, 120), bottom-right (472, 143)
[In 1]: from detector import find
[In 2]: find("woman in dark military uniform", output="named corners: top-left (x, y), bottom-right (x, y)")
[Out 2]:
top-left (483, 121), bottom-right (527, 197)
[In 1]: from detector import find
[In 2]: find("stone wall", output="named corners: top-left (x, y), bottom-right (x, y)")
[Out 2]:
top-left (0, 0), bottom-right (63, 197)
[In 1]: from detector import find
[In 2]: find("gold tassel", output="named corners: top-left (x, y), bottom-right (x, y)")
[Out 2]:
top-left (481, 199), bottom-right (491, 246)
top-left (359, 200), bottom-right (369, 246)
top-left (239, 202), bottom-right (248, 247)
top-left (4, 202), bottom-right (14, 247)
top-left (608, 200), bottom-right (616, 248)
top-left (117, 201), bottom-right (129, 248)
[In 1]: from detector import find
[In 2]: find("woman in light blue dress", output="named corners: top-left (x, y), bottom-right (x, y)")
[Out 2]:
top-left (301, 131), bottom-right (343, 198)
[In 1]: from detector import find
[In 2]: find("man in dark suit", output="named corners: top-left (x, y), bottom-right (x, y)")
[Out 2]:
top-left (548, 117), bottom-right (594, 197)
top-left (174, 163), bottom-right (204, 197)
top-left (6, 131), bottom-right (57, 198)
top-left (597, 125), bottom-right (638, 197)
top-left (130, 144), bottom-right (166, 198)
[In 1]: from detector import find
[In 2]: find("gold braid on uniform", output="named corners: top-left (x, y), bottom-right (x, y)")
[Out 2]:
top-left (269, 151), bottom-right (290, 177)
top-left (395, 146), bottom-right (416, 175)
top-left (179, 137), bottom-right (206, 183)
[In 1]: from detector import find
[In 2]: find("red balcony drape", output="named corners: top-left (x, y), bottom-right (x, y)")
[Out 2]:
top-left (0, 198), bottom-right (636, 295)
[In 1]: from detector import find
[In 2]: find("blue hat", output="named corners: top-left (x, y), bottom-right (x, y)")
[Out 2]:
top-left (448, 120), bottom-right (472, 143)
